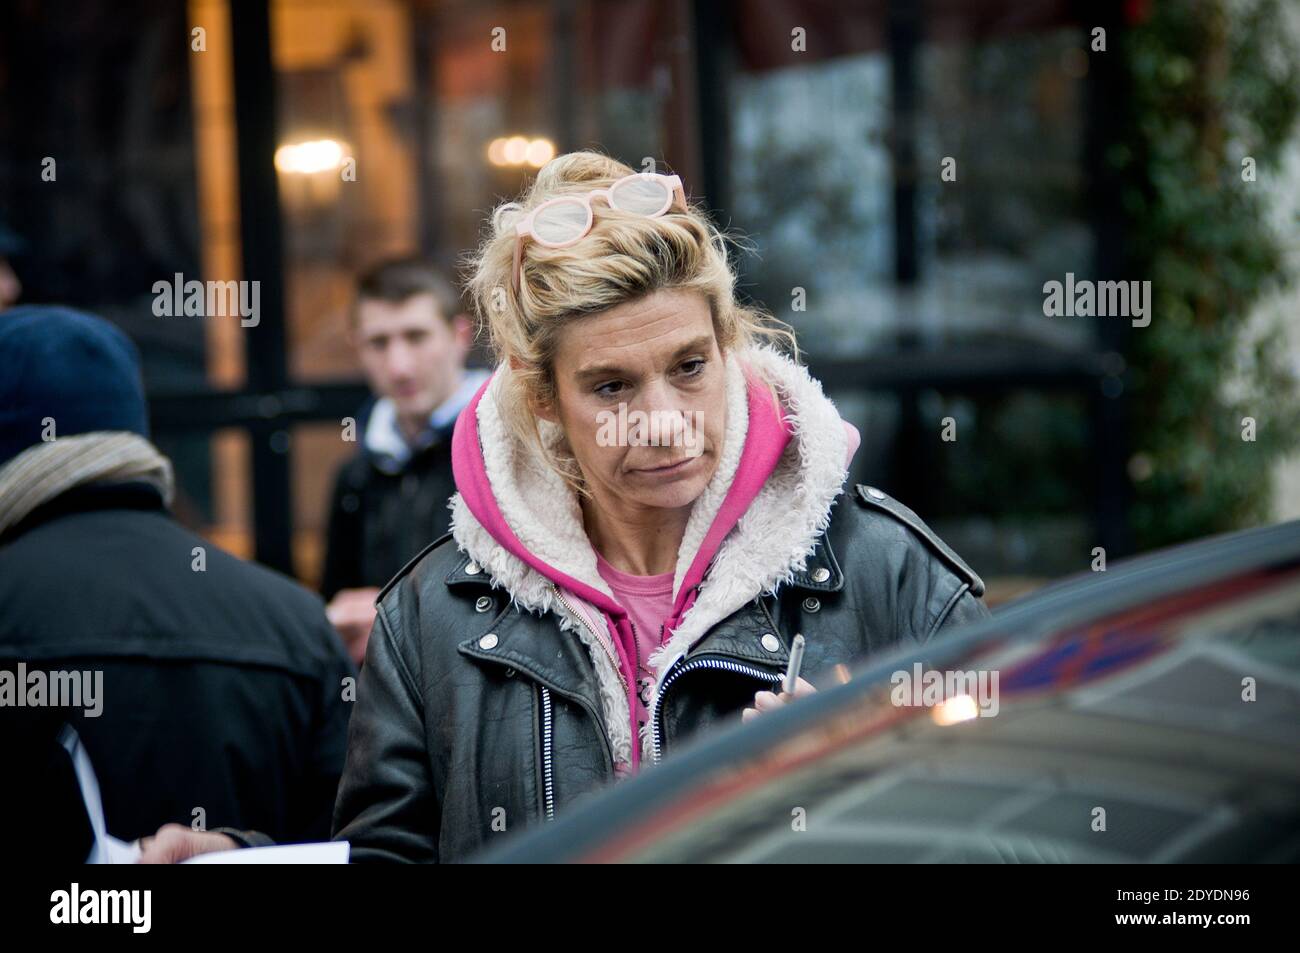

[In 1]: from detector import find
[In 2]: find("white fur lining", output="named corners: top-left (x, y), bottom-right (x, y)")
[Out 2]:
top-left (448, 345), bottom-right (848, 766)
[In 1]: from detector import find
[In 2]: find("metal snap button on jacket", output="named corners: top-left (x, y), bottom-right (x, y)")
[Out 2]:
top-left (803, 596), bottom-right (821, 613)
top-left (464, 561), bottom-right (481, 575)
top-left (478, 633), bottom-right (498, 650)
top-left (865, 486), bottom-right (886, 500)
top-left (475, 596), bottom-right (493, 613)
top-left (760, 633), bottom-right (780, 652)
top-left (811, 567), bottom-right (830, 583)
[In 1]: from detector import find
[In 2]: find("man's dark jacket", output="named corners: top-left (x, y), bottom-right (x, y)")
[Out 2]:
top-left (320, 402), bottom-right (457, 599)
top-left (0, 483), bottom-right (355, 846)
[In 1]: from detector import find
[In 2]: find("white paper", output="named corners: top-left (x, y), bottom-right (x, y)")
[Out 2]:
top-left (58, 724), bottom-right (142, 864)
top-left (182, 841), bottom-right (350, 864)
top-left (101, 833), bottom-right (144, 864)
top-left (57, 723), bottom-right (348, 864)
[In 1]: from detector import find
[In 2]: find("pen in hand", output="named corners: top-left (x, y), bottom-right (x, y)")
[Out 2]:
top-left (743, 634), bottom-right (813, 723)
top-left (781, 633), bottom-right (806, 695)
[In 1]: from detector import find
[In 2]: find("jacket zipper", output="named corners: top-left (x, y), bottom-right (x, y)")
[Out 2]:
top-left (552, 585), bottom-right (626, 693)
top-left (630, 618), bottom-right (644, 710)
top-left (651, 656), bottom-right (781, 764)
top-left (467, 594), bottom-right (615, 822)
top-left (539, 685), bottom-right (556, 820)
top-left (541, 584), bottom-right (624, 807)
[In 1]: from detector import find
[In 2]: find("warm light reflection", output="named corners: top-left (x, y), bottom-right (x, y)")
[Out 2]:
top-left (525, 138), bottom-right (555, 167)
top-left (931, 694), bottom-right (980, 726)
top-left (274, 138), bottom-right (347, 175)
top-left (487, 136), bottom-right (556, 169)
top-left (503, 136), bottom-right (529, 165)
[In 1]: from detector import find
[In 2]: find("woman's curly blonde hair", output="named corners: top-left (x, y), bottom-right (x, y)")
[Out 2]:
top-left (462, 150), bottom-right (796, 491)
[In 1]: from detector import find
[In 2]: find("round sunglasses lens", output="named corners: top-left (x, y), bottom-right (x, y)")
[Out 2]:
top-left (532, 199), bottom-right (589, 244)
top-left (610, 177), bottom-right (670, 215)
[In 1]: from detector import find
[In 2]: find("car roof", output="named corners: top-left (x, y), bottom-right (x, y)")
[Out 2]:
top-left (477, 519), bottom-right (1300, 863)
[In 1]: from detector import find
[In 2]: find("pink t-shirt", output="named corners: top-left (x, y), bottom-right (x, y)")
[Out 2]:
top-left (595, 552), bottom-right (674, 740)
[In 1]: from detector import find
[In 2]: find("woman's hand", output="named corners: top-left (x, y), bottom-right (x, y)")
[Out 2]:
top-left (742, 676), bottom-right (816, 722)
top-left (137, 824), bottom-right (237, 863)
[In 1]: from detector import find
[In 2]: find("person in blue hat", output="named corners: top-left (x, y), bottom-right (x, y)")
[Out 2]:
top-left (0, 306), bottom-right (355, 858)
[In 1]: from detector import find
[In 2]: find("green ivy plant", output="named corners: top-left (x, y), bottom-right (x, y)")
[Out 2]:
top-left (1121, 0), bottom-right (1300, 549)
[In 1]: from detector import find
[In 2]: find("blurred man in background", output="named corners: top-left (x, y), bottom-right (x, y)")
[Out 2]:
top-left (322, 258), bottom-right (488, 664)
top-left (0, 306), bottom-right (355, 854)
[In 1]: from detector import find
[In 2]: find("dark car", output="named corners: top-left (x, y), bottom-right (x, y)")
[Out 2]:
top-left (476, 520), bottom-right (1300, 862)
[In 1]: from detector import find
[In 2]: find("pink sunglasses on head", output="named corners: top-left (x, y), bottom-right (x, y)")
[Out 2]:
top-left (498, 172), bottom-right (687, 291)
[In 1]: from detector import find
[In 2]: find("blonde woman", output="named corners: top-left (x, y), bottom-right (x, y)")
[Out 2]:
top-left (142, 151), bottom-right (987, 864)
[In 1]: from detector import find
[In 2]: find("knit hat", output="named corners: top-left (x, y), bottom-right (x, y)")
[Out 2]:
top-left (0, 306), bottom-right (150, 469)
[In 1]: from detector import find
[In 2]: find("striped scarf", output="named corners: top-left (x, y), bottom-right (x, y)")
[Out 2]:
top-left (0, 431), bottom-right (174, 538)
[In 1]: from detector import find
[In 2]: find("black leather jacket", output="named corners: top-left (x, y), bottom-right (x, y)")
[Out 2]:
top-left (331, 483), bottom-right (989, 862)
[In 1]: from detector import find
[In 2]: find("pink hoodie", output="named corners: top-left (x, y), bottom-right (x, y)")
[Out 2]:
top-left (451, 362), bottom-right (859, 773)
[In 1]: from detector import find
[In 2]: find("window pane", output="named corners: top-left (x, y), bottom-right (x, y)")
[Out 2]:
top-left (917, 26), bottom-right (1092, 351)
top-left (271, 0), bottom-right (421, 383)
